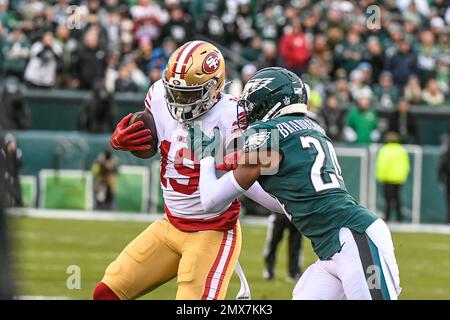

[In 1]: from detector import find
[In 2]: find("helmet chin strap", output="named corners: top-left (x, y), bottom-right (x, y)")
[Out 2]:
top-left (262, 103), bottom-right (308, 121)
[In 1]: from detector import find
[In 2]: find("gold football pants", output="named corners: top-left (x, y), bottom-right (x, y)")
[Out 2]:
top-left (101, 217), bottom-right (241, 300)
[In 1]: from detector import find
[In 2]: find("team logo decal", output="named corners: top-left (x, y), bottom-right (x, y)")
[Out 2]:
top-left (202, 52), bottom-right (221, 74)
top-left (244, 131), bottom-right (271, 152)
top-left (241, 78), bottom-right (275, 100)
top-left (283, 96), bottom-right (291, 106)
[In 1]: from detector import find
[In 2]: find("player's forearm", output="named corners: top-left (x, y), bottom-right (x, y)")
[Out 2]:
top-left (243, 182), bottom-right (284, 214)
top-left (199, 157), bottom-right (245, 213)
top-left (199, 157), bottom-right (283, 214)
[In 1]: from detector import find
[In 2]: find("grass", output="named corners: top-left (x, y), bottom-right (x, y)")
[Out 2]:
top-left (8, 216), bottom-right (450, 300)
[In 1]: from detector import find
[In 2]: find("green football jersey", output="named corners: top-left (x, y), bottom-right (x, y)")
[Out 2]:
top-left (243, 115), bottom-right (378, 260)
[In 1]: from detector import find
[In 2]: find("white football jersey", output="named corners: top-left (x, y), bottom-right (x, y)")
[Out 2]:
top-left (144, 80), bottom-right (244, 231)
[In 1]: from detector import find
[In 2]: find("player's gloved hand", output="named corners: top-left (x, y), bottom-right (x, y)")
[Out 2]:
top-left (215, 151), bottom-right (242, 171)
top-left (110, 114), bottom-right (152, 151)
top-left (188, 125), bottom-right (221, 161)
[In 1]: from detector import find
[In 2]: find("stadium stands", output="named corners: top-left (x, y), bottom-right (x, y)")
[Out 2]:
top-left (0, 0), bottom-right (449, 222)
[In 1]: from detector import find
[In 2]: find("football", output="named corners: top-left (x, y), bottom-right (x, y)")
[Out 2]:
top-left (128, 110), bottom-right (158, 159)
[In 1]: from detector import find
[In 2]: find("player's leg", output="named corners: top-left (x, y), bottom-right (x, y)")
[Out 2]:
top-left (394, 184), bottom-right (402, 222)
top-left (175, 223), bottom-right (242, 300)
top-left (292, 259), bottom-right (345, 300)
top-left (365, 219), bottom-right (401, 299)
top-left (97, 219), bottom-right (180, 300)
top-left (263, 213), bottom-right (285, 279)
top-left (287, 224), bottom-right (302, 279)
top-left (333, 223), bottom-right (400, 300)
top-left (383, 183), bottom-right (392, 221)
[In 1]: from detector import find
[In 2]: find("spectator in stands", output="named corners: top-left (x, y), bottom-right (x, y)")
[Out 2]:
top-left (366, 36), bottom-right (385, 85)
top-left (148, 66), bottom-right (161, 85)
top-left (386, 98), bottom-right (418, 144)
top-left (348, 69), bottom-right (372, 102)
top-left (373, 71), bottom-right (399, 110)
top-left (385, 37), bottom-right (416, 90)
top-left (228, 63), bottom-right (257, 97)
top-left (104, 8), bottom-right (121, 53)
top-left (334, 69), bottom-right (351, 108)
top-left (263, 213), bottom-right (303, 283)
top-left (436, 57), bottom-right (449, 96)
top-left (78, 82), bottom-right (115, 133)
top-left (307, 57), bottom-right (330, 101)
top-left (159, 5), bottom-right (194, 46)
top-left (438, 129), bottom-right (450, 224)
top-left (376, 132), bottom-right (410, 223)
top-left (92, 149), bottom-right (119, 211)
top-left (254, 2), bottom-right (284, 44)
top-left (146, 36), bottom-right (176, 72)
top-left (437, 29), bottom-right (450, 63)
top-left (344, 88), bottom-right (379, 144)
top-left (242, 36), bottom-right (263, 64)
top-left (24, 31), bottom-right (62, 88)
top-left (233, 1), bottom-right (257, 46)
top-left (318, 94), bottom-right (345, 142)
top-left (279, 18), bottom-right (311, 76)
top-left (0, 0), bottom-right (11, 28)
top-left (115, 63), bottom-right (139, 93)
top-left (134, 37), bottom-right (153, 74)
top-left (197, 3), bottom-right (225, 46)
top-left (0, 22), bottom-right (5, 74)
top-left (2, 26), bottom-right (29, 80)
top-left (422, 78), bottom-right (445, 107)
top-left (416, 29), bottom-right (440, 86)
top-left (259, 41), bottom-right (278, 69)
top-left (334, 29), bottom-right (365, 74)
top-left (73, 26), bottom-right (107, 90)
top-left (311, 33), bottom-right (333, 76)
top-left (3, 133), bottom-right (23, 208)
top-left (125, 59), bottom-right (148, 92)
top-left (358, 62), bottom-right (373, 87)
top-left (55, 24), bottom-right (78, 88)
top-left (1, 77), bottom-right (30, 130)
top-left (104, 51), bottom-right (119, 93)
top-left (130, 0), bottom-right (168, 43)
top-left (403, 75), bottom-right (423, 104)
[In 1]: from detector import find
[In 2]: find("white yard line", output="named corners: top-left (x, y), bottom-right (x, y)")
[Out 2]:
top-left (15, 295), bottom-right (71, 300)
top-left (7, 208), bottom-right (450, 234)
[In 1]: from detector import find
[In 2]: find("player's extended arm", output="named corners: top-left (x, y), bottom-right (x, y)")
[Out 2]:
top-left (199, 150), bottom-right (284, 213)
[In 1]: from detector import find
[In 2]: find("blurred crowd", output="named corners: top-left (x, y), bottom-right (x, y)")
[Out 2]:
top-left (0, 0), bottom-right (450, 141)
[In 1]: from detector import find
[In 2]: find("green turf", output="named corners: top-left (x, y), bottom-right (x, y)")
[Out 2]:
top-left (8, 216), bottom-right (450, 300)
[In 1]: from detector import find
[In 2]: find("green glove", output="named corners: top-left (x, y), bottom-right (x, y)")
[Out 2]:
top-left (188, 125), bottom-right (221, 161)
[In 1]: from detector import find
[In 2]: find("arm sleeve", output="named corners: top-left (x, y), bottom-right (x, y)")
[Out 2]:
top-left (243, 182), bottom-right (284, 213)
top-left (199, 157), bottom-right (245, 213)
top-left (200, 156), bottom-right (284, 214)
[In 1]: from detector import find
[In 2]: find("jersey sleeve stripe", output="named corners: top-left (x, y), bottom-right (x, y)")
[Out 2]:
top-left (145, 99), bottom-right (151, 111)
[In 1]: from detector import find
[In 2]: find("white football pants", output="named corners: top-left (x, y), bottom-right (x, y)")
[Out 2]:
top-left (293, 219), bottom-right (401, 300)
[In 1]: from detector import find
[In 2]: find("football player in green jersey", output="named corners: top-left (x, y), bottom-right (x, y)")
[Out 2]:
top-left (197, 67), bottom-right (401, 300)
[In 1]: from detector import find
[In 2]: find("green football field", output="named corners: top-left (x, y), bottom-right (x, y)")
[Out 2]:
top-left (8, 216), bottom-right (450, 300)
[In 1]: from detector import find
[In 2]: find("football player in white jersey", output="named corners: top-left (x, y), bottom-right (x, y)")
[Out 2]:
top-left (93, 41), bottom-right (281, 300)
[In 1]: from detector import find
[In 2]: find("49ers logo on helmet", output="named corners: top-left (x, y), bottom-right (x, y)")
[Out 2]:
top-left (202, 52), bottom-right (220, 74)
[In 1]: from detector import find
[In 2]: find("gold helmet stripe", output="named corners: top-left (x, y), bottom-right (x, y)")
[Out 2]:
top-left (172, 42), bottom-right (191, 78)
top-left (173, 40), bottom-right (206, 80)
